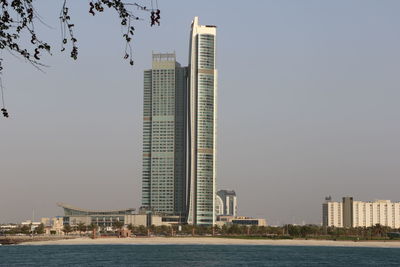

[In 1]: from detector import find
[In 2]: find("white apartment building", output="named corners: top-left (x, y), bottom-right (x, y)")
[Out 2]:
top-left (323, 197), bottom-right (400, 228)
top-left (322, 200), bottom-right (343, 227)
top-left (353, 200), bottom-right (400, 228)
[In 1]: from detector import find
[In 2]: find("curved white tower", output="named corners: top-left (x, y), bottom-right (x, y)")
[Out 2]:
top-left (187, 17), bottom-right (217, 225)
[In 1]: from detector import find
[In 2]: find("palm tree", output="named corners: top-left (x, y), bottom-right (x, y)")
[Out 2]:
top-left (137, 225), bottom-right (147, 235)
top-left (213, 225), bottom-right (221, 236)
top-left (35, 223), bottom-right (45, 235)
top-left (127, 224), bottom-right (136, 235)
top-left (258, 226), bottom-right (267, 236)
top-left (221, 224), bottom-right (228, 235)
top-left (113, 221), bottom-right (125, 237)
top-left (148, 224), bottom-right (156, 236)
top-left (182, 224), bottom-right (193, 235)
top-left (372, 224), bottom-right (383, 237)
top-left (62, 224), bottom-right (72, 236)
top-left (249, 225), bottom-right (258, 236)
top-left (87, 223), bottom-right (98, 238)
top-left (87, 223), bottom-right (98, 231)
top-left (159, 225), bottom-right (170, 236)
top-left (227, 224), bottom-right (241, 235)
top-left (77, 222), bottom-right (87, 236)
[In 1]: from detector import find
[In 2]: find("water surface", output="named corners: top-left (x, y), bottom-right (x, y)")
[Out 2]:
top-left (1, 245), bottom-right (400, 266)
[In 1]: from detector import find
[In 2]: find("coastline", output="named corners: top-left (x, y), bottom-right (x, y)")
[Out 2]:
top-left (19, 237), bottom-right (400, 248)
top-left (0, 236), bottom-right (76, 245)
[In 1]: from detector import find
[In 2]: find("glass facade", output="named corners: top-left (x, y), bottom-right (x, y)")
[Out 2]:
top-left (142, 53), bottom-right (187, 216)
top-left (141, 18), bottom-right (217, 225)
top-left (187, 17), bottom-right (217, 225)
top-left (58, 203), bottom-right (134, 227)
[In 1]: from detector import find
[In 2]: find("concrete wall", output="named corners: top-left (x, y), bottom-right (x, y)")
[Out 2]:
top-left (124, 215), bottom-right (147, 226)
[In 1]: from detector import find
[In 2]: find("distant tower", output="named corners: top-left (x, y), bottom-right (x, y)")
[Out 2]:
top-left (215, 194), bottom-right (224, 216)
top-left (216, 190), bottom-right (237, 217)
top-left (187, 17), bottom-right (217, 225)
top-left (142, 52), bottom-right (188, 216)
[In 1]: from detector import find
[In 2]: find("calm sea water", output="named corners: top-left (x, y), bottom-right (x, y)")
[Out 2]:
top-left (1, 245), bottom-right (400, 266)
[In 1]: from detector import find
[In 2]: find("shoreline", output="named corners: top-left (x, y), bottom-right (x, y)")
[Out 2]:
top-left (18, 237), bottom-right (400, 248)
top-left (0, 236), bottom-right (76, 246)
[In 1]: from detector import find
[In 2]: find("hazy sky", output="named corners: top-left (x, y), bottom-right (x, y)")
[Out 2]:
top-left (1, 0), bottom-right (399, 225)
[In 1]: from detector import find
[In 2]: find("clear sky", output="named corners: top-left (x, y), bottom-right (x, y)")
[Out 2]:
top-left (1, 0), bottom-right (399, 225)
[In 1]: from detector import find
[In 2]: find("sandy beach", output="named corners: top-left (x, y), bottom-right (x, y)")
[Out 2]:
top-left (19, 237), bottom-right (400, 248)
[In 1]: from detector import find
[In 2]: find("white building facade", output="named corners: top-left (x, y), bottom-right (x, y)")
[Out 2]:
top-left (187, 17), bottom-right (217, 225)
top-left (322, 200), bottom-right (343, 227)
top-left (353, 200), bottom-right (400, 228)
top-left (323, 197), bottom-right (400, 228)
top-left (215, 190), bottom-right (237, 217)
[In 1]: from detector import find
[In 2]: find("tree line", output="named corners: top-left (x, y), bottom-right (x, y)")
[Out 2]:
top-left (2, 223), bottom-right (398, 240)
top-left (59, 223), bottom-right (400, 240)
top-left (1, 223), bottom-right (45, 235)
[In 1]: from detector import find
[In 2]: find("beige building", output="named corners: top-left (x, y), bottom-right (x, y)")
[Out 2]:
top-left (323, 197), bottom-right (400, 228)
top-left (231, 217), bottom-right (267, 227)
top-left (216, 216), bottom-right (267, 227)
top-left (19, 218), bottom-right (64, 235)
top-left (124, 214), bottom-right (148, 226)
top-left (322, 198), bottom-right (343, 227)
top-left (353, 200), bottom-right (400, 228)
top-left (124, 214), bottom-right (166, 227)
top-left (41, 217), bottom-right (64, 235)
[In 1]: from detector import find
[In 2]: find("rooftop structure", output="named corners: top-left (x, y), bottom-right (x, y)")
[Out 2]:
top-left (57, 203), bottom-right (135, 216)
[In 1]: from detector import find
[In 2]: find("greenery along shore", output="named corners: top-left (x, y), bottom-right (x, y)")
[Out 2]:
top-left (2, 223), bottom-right (400, 242)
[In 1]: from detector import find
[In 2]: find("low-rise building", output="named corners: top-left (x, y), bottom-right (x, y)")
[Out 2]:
top-left (124, 214), bottom-right (148, 227)
top-left (21, 220), bottom-right (42, 229)
top-left (124, 214), bottom-right (165, 227)
top-left (0, 224), bottom-right (18, 233)
top-left (41, 217), bottom-right (64, 235)
top-left (58, 203), bottom-right (177, 228)
top-left (58, 202), bottom-right (135, 227)
top-left (230, 217), bottom-right (267, 227)
top-left (215, 215), bottom-right (235, 227)
top-left (216, 216), bottom-right (267, 227)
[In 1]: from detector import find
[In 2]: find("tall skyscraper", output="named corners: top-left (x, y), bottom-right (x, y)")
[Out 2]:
top-left (141, 17), bottom-right (217, 225)
top-left (187, 17), bottom-right (217, 225)
top-left (142, 52), bottom-right (188, 216)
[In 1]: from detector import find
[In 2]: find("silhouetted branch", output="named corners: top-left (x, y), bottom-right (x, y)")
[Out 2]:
top-left (0, 0), bottom-right (161, 118)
